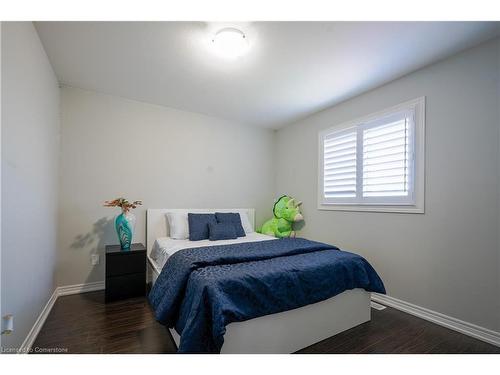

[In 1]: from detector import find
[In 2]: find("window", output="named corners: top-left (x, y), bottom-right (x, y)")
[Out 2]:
top-left (318, 97), bottom-right (425, 213)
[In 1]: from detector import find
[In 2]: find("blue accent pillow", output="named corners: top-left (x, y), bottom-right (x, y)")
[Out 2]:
top-left (188, 213), bottom-right (217, 241)
top-left (215, 212), bottom-right (246, 237)
top-left (208, 222), bottom-right (237, 241)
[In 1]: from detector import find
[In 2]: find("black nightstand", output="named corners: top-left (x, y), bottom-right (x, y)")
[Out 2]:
top-left (105, 243), bottom-right (146, 302)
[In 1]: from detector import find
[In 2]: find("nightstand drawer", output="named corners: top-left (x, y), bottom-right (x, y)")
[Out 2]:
top-left (105, 272), bottom-right (145, 302)
top-left (106, 252), bottom-right (146, 277)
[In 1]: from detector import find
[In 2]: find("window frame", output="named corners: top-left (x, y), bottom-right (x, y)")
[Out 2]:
top-left (318, 97), bottom-right (425, 213)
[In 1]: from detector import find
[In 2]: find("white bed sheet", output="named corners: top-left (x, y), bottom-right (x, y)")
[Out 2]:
top-left (150, 232), bottom-right (276, 270)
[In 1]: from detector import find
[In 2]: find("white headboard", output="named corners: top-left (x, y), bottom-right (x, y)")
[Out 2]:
top-left (146, 208), bottom-right (255, 255)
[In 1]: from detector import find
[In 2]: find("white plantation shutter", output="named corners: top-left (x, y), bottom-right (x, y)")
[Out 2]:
top-left (319, 100), bottom-right (422, 210)
top-left (323, 129), bottom-right (357, 198)
top-left (362, 113), bottom-right (411, 198)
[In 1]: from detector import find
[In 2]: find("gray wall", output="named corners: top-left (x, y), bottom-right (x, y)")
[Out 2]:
top-left (1, 22), bottom-right (60, 349)
top-left (275, 38), bottom-right (500, 331)
top-left (498, 38), bottom-right (500, 334)
top-left (57, 87), bottom-right (275, 286)
top-left (0, 21), bottom-right (3, 350)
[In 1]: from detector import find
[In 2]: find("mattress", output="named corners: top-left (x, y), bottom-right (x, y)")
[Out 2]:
top-left (150, 232), bottom-right (276, 270)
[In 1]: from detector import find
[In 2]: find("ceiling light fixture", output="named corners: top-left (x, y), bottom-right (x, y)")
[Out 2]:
top-left (211, 28), bottom-right (249, 59)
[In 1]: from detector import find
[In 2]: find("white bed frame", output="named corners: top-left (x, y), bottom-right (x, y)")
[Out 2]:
top-left (146, 208), bottom-right (371, 354)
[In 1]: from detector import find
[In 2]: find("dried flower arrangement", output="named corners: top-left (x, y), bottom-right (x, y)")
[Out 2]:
top-left (104, 197), bottom-right (142, 214)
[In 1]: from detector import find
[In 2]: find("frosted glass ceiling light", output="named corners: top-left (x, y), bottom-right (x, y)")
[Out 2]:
top-left (212, 28), bottom-right (249, 59)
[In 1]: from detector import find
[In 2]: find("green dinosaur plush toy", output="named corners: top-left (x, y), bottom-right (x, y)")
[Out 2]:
top-left (259, 195), bottom-right (304, 238)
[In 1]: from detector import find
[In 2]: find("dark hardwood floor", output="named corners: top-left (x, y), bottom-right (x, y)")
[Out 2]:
top-left (32, 291), bottom-right (500, 354)
top-left (33, 291), bottom-right (176, 354)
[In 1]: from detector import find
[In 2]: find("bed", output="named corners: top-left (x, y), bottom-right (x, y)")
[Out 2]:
top-left (146, 208), bottom-right (385, 353)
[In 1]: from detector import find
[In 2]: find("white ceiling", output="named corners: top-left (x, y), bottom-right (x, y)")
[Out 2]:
top-left (35, 22), bottom-right (499, 128)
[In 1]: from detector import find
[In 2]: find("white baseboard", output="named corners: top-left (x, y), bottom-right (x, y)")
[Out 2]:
top-left (18, 288), bottom-right (59, 354)
top-left (57, 281), bottom-right (105, 297)
top-left (371, 293), bottom-right (500, 347)
top-left (17, 280), bottom-right (105, 353)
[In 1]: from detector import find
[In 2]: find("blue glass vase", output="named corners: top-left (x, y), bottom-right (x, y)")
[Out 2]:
top-left (114, 211), bottom-right (136, 250)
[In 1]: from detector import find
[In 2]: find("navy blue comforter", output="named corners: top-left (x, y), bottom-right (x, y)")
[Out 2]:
top-left (149, 238), bottom-right (385, 353)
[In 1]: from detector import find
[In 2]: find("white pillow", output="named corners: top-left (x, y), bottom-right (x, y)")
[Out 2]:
top-left (165, 212), bottom-right (189, 240)
top-left (238, 211), bottom-right (254, 234)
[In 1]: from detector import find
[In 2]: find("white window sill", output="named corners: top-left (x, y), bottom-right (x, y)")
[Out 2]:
top-left (317, 204), bottom-right (424, 214)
